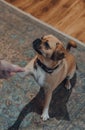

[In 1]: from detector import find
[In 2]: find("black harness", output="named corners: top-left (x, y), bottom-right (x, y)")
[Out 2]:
top-left (36, 58), bottom-right (59, 74)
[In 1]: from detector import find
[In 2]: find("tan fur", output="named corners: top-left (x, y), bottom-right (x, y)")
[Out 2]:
top-left (20, 35), bottom-right (77, 121)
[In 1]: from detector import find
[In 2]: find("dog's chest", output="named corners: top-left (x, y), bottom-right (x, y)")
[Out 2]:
top-left (34, 66), bottom-right (45, 86)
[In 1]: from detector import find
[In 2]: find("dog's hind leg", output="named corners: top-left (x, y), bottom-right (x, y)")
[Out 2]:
top-left (65, 64), bottom-right (76, 90)
top-left (65, 78), bottom-right (71, 90)
top-left (65, 70), bottom-right (76, 90)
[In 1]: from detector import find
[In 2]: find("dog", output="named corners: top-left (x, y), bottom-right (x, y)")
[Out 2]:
top-left (20, 35), bottom-right (77, 121)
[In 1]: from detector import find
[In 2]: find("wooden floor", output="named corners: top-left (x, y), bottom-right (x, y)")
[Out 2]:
top-left (6, 0), bottom-right (85, 43)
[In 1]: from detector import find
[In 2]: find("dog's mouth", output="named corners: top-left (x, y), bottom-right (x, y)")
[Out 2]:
top-left (33, 39), bottom-right (42, 55)
top-left (35, 48), bottom-right (42, 55)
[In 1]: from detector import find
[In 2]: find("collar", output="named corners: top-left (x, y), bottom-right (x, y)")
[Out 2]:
top-left (36, 58), bottom-right (59, 74)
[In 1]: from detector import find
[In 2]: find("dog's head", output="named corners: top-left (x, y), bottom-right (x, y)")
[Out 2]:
top-left (33, 35), bottom-right (65, 61)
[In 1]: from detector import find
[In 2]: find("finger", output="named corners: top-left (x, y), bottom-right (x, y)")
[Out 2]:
top-left (11, 65), bottom-right (25, 72)
top-left (9, 72), bottom-right (15, 76)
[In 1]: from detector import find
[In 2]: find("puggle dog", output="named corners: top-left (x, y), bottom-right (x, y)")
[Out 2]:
top-left (20, 35), bottom-right (77, 121)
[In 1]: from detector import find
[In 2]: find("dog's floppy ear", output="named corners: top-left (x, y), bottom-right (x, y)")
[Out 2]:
top-left (51, 51), bottom-right (65, 61)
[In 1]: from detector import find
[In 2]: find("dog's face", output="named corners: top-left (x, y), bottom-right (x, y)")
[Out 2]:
top-left (33, 35), bottom-right (65, 61)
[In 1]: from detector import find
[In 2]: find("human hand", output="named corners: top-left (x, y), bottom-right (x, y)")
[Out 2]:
top-left (0, 60), bottom-right (24, 79)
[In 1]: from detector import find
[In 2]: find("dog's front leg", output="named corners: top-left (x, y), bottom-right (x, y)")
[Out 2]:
top-left (18, 58), bottom-right (35, 78)
top-left (41, 87), bottom-right (52, 121)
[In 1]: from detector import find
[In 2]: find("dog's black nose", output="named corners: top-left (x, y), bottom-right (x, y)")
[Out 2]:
top-left (33, 39), bottom-right (42, 55)
top-left (33, 38), bottom-right (41, 49)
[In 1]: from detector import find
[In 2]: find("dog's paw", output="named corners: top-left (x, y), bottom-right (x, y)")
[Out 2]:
top-left (41, 112), bottom-right (49, 121)
top-left (65, 80), bottom-right (71, 90)
top-left (66, 83), bottom-right (71, 90)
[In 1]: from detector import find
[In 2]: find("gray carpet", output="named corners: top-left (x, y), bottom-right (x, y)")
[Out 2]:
top-left (0, 0), bottom-right (85, 130)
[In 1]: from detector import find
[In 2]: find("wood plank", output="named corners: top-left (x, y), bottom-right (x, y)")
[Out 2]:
top-left (5, 0), bottom-right (85, 43)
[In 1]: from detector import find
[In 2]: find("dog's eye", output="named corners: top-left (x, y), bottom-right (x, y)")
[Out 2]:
top-left (44, 42), bottom-right (50, 49)
top-left (41, 37), bottom-right (43, 40)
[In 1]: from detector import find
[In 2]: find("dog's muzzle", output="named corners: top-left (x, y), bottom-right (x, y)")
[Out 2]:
top-left (33, 39), bottom-right (42, 55)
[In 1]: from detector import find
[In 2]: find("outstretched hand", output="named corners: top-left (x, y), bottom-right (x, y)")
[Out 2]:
top-left (0, 60), bottom-right (24, 79)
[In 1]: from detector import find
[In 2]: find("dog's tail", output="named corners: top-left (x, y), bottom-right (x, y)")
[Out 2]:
top-left (66, 40), bottom-right (77, 51)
